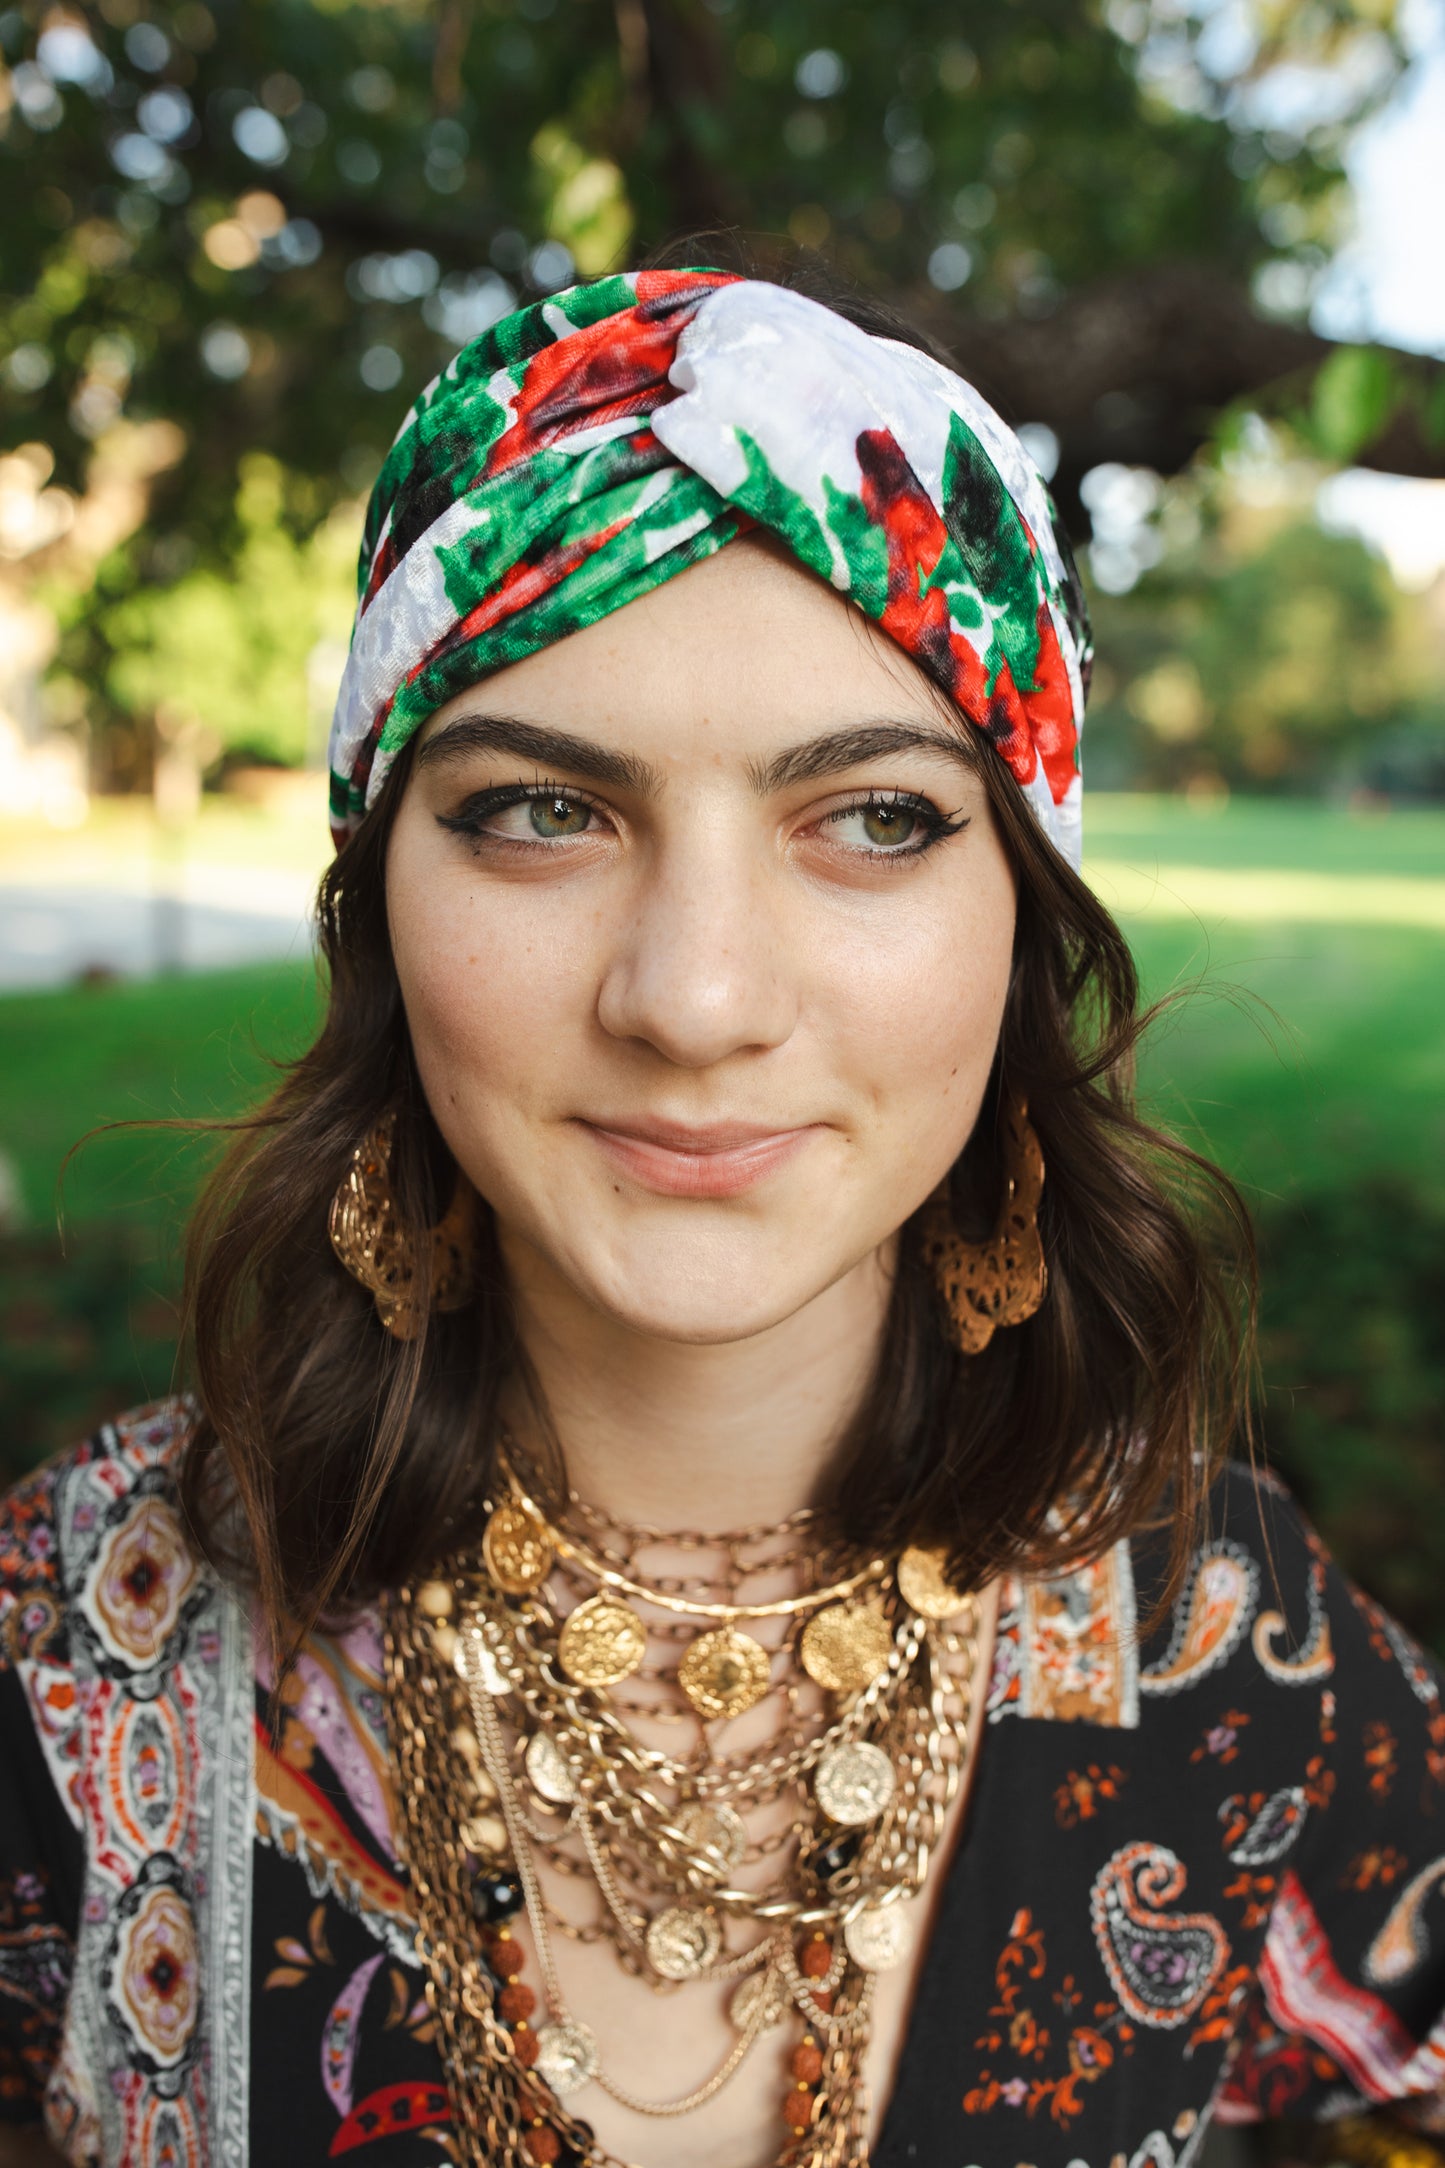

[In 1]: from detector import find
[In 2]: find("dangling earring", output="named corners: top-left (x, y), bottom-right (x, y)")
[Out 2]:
top-left (328, 1110), bottom-right (476, 1341)
top-left (918, 1097), bottom-right (1047, 1355)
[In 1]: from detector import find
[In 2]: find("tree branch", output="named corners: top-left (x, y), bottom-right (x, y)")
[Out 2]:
top-left (912, 263), bottom-right (1445, 531)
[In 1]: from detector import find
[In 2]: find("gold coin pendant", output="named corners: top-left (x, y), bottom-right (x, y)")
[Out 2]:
top-left (482, 1500), bottom-right (554, 1596)
top-left (646, 1903), bottom-right (723, 1981)
top-left (677, 1628), bottom-right (772, 1720)
top-left (800, 1600), bottom-right (893, 1695)
top-left (814, 1740), bottom-right (897, 1826)
top-left (525, 1729), bottom-right (578, 1805)
top-left (844, 1901), bottom-right (914, 1973)
top-left (534, 2017), bottom-right (599, 2096)
top-left (676, 1798), bottom-right (747, 1869)
top-left (897, 1544), bottom-right (969, 1621)
top-left (557, 1594), bottom-right (646, 1688)
top-left (730, 1965), bottom-right (787, 2034)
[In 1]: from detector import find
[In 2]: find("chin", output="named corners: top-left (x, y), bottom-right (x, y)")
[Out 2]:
top-left (591, 1278), bottom-right (818, 1347)
top-left (569, 1243), bottom-right (836, 1347)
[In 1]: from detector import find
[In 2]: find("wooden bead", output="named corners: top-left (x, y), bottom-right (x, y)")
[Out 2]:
top-left (489, 1935), bottom-right (527, 1978)
top-left (512, 2025), bottom-right (540, 2068)
top-left (800, 1936), bottom-right (833, 1979)
top-left (499, 1982), bottom-right (537, 2024)
top-left (810, 1989), bottom-right (834, 2014)
top-left (524, 2125), bottom-right (561, 2163)
top-left (781, 2086), bottom-right (814, 2130)
top-left (790, 2042), bottom-right (824, 2085)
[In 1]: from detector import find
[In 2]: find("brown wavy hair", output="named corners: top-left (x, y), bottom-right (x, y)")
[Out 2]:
top-left (177, 234), bottom-right (1255, 1647)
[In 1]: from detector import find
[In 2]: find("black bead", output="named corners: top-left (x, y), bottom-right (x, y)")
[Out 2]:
top-left (470, 1874), bottom-right (524, 1924)
top-left (805, 1828), bottom-right (864, 1889)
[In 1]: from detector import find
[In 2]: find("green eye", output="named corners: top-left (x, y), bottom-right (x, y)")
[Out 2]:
top-left (530, 796), bottom-right (591, 838)
top-left (859, 802), bottom-right (919, 848)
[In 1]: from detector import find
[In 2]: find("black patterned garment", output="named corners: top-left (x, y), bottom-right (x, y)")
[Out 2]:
top-left (2, 1400), bottom-right (1444, 2167)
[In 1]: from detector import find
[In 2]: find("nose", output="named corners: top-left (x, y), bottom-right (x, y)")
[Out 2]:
top-left (595, 827), bottom-right (798, 1068)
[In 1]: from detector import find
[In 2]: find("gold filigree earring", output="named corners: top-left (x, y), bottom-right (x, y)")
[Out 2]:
top-left (917, 1096), bottom-right (1047, 1355)
top-left (328, 1110), bottom-right (476, 1341)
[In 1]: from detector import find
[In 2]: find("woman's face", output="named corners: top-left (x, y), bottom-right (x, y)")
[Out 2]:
top-left (386, 537), bottom-right (1017, 1345)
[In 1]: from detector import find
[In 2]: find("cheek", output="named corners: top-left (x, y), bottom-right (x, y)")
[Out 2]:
top-left (387, 852), bottom-right (598, 1136)
top-left (816, 875), bottom-right (1013, 1160)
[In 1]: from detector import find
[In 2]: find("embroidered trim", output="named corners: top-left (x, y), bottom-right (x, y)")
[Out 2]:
top-left (987, 1542), bottom-right (1139, 1728)
top-left (39, 1401), bottom-right (254, 2167)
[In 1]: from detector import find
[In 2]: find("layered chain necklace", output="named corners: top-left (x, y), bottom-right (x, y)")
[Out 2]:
top-left (383, 1448), bottom-right (982, 2168)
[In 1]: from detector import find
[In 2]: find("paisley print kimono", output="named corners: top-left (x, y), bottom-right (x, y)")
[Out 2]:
top-left (3, 1400), bottom-right (1444, 2166)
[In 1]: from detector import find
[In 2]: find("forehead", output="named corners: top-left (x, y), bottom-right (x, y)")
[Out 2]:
top-left (415, 534), bottom-right (949, 757)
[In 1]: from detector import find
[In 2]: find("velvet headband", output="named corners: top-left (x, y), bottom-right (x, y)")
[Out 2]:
top-left (327, 267), bottom-right (1092, 866)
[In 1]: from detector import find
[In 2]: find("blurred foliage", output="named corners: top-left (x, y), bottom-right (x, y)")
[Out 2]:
top-left (1085, 471), bottom-right (1445, 794)
top-left (0, 0), bottom-right (1401, 536)
top-left (1310, 343), bottom-right (1402, 464)
top-left (0, 1223), bottom-right (181, 1453)
top-left (74, 451), bottom-right (357, 769)
top-left (1260, 1176), bottom-right (1445, 1644)
top-left (2, 0), bottom-right (1439, 783)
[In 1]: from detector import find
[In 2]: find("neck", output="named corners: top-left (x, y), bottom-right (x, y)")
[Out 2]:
top-left (498, 1234), bottom-right (896, 1536)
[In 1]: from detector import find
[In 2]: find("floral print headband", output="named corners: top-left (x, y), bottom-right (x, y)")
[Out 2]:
top-left (328, 267), bottom-right (1092, 867)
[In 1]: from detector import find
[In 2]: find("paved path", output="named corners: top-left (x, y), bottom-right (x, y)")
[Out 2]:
top-left (0, 880), bottom-right (314, 989)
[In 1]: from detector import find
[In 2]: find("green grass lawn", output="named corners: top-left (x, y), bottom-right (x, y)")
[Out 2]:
top-left (1129, 917), bottom-right (1445, 1199)
top-left (1, 960), bottom-right (322, 1236)
top-left (1086, 789), bottom-right (1445, 878)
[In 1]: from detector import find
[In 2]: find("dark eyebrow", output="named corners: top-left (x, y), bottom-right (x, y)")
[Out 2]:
top-left (751, 722), bottom-right (977, 793)
top-left (417, 711), bottom-right (976, 798)
top-left (416, 713), bottom-right (661, 796)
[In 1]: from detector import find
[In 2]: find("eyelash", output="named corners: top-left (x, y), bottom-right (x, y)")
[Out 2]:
top-left (437, 780), bottom-right (970, 864)
top-left (821, 789), bottom-right (968, 862)
top-left (438, 781), bottom-right (609, 846)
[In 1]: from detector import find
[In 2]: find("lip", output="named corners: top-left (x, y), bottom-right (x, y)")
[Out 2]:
top-left (576, 1117), bottom-right (824, 1199)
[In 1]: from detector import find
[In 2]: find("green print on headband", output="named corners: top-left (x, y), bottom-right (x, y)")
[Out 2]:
top-left (328, 267), bottom-right (1092, 868)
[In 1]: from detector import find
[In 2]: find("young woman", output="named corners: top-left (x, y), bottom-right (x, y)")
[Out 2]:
top-left (3, 248), bottom-right (1443, 2168)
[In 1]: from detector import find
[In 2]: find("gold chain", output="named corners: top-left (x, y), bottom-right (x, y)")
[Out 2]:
top-left (383, 1517), bottom-right (980, 2168)
top-left (502, 1456), bottom-right (888, 1622)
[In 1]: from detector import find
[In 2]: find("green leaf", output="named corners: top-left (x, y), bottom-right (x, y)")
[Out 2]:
top-left (1423, 371), bottom-right (1445, 449)
top-left (1311, 344), bottom-right (1398, 462)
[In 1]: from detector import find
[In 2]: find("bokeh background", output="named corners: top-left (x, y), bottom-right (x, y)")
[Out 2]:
top-left (1, 0), bottom-right (1443, 1668)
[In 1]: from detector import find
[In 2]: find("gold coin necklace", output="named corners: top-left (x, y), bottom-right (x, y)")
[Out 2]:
top-left (456, 1621), bottom-right (791, 2116)
top-left (676, 1626), bottom-right (773, 1718)
top-left (556, 1592), bottom-right (646, 1688)
top-left (487, 1463), bottom-right (890, 1719)
top-left (388, 1476), bottom-right (983, 2164)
